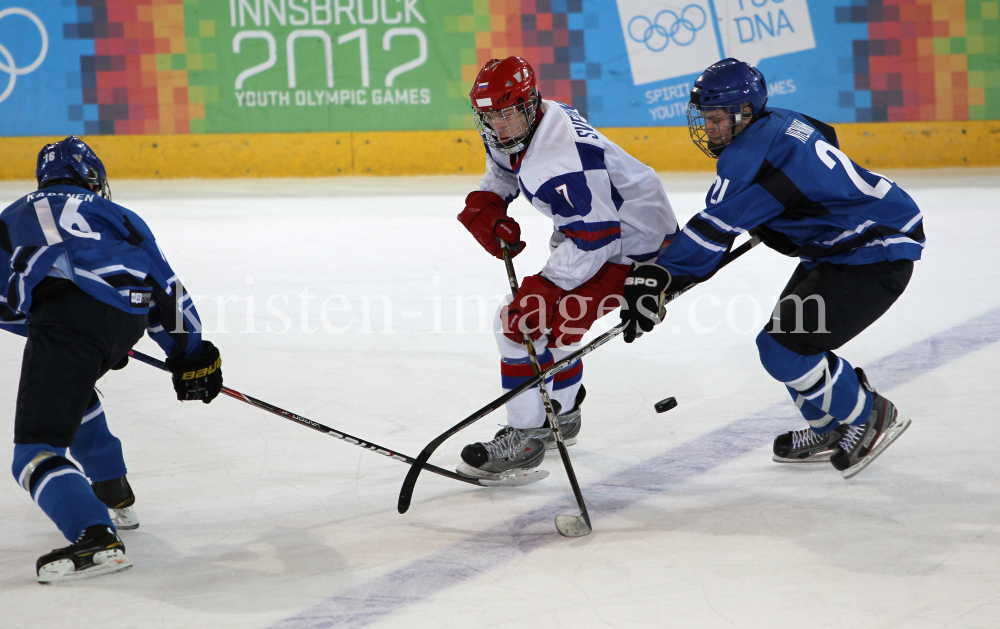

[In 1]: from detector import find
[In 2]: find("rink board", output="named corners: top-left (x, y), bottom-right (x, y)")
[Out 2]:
top-left (3, 119), bottom-right (1000, 180)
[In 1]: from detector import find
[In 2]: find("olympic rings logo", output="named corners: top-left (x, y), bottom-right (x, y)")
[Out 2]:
top-left (0, 8), bottom-right (48, 104)
top-left (627, 4), bottom-right (707, 52)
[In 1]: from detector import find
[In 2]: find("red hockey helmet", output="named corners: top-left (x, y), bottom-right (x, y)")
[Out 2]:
top-left (470, 57), bottom-right (541, 154)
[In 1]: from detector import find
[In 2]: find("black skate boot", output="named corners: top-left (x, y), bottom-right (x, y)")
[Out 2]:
top-left (772, 424), bottom-right (847, 463)
top-left (830, 368), bottom-right (911, 479)
top-left (457, 426), bottom-right (547, 480)
top-left (36, 525), bottom-right (131, 583)
top-left (524, 385), bottom-right (586, 450)
top-left (92, 475), bottom-right (139, 530)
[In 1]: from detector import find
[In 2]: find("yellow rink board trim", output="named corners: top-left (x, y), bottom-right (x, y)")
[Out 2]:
top-left (1, 120), bottom-right (998, 180)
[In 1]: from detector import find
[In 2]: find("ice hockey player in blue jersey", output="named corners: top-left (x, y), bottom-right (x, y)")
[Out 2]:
top-left (456, 56), bottom-right (678, 481)
top-left (621, 59), bottom-right (922, 479)
top-left (1, 137), bottom-right (223, 582)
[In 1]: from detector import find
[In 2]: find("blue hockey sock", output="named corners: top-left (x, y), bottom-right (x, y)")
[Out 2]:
top-left (784, 385), bottom-right (839, 434)
top-left (13, 443), bottom-right (113, 541)
top-left (758, 331), bottom-right (873, 431)
top-left (69, 392), bottom-right (127, 483)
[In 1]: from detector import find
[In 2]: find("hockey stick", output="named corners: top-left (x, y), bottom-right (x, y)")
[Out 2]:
top-left (125, 349), bottom-right (539, 488)
top-left (396, 235), bottom-right (760, 515)
top-left (499, 242), bottom-right (592, 537)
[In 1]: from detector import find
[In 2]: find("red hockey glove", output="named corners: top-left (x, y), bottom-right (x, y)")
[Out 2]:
top-left (501, 274), bottom-right (564, 344)
top-left (457, 191), bottom-right (525, 260)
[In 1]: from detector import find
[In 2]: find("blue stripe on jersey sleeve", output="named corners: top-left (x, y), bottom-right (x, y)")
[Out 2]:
top-left (536, 172), bottom-right (593, 218)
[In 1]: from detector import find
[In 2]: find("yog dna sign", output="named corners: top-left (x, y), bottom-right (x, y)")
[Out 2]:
top-left (616, 0), bottom-right (815, 85)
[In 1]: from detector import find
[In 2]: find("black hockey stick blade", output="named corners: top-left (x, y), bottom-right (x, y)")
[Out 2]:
top-left (397, 236), bottom-right (761, 514)
top-left (126, 350), bottom-right (495, 488)
top-left (397, 322), bottom-right (626, 513)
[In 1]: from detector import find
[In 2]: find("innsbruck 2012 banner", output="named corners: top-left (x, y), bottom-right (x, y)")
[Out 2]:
top-left (0, 0), bottom-right (997, 136)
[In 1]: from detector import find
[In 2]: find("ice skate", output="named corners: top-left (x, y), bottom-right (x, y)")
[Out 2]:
top-left (36, 525), bottom-right (131, 583)
top-left (92, 476), bottom-right (139, 530)
top-left (523, 385), bottom-right (585, 450)
top-left (457, 426), bottom-right (547, 481)
top-left (772, 424), bottom-right (846, 463)
top-left (831, 369), bottom-right (911, 479)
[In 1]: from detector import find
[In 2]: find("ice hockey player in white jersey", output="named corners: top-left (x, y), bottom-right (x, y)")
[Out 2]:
top-left (455, 56), bottom-right (678, 480)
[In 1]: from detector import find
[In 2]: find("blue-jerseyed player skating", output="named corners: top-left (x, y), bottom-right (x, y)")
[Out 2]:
top-left (621, 59), bottom-right (923, 478)
top-left (1, 137), bottom-right (223, 582)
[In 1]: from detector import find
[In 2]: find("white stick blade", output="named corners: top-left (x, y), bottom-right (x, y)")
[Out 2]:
top-left (555, 515), bottom-right (592, 537)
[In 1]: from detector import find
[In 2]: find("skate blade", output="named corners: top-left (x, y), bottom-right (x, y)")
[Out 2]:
top-left (479, 469), bottom-right (550, 487)
top-left (38, 551), bottom-right (132, 584)
top-left (545, 436), bottom-right (577, 451)
top-left (772, 451), bottom-right (833, 464)
top-left (842, 417), bottom-right (911, 480)
top-left (111, 507), bottom-right (139, 530)
top-left (555, 515), bottom-right (592, 537)
top-left (456, 462), bottom-right (550, 486)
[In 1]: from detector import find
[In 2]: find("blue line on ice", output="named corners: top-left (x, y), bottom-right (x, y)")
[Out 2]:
top-left (271, 305), bottom-right (1000, 629)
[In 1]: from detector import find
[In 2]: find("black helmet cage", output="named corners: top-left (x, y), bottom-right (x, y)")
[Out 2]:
top-left (86, 164), bottom-right (112, 201)
top-left (687, 100), bottom-right (759, 159)
top-left (473, 88), bottom-right (541, 155)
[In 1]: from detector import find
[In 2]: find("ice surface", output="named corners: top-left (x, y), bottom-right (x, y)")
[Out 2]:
top-left (1, 170), bottom-right (999, 628)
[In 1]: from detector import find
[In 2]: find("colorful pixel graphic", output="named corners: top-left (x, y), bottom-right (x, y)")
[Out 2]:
top-left (448, 0), bottom-right (595, 124)
top-left (63, 0), bottom-right (204, 134)
top-left (11, 0), bottom-right (996, 136)
top-left (836, 0), bottom-right (1000, 121)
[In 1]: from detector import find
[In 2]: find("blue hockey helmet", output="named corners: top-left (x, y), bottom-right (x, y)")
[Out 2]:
top-left (687, 58), bottom-right (768, 158)
top-left (36, 136), bottom-right (111, 200)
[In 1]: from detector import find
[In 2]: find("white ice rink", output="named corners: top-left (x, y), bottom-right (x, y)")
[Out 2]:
top-left (1, 170), bottom-right (998, 628)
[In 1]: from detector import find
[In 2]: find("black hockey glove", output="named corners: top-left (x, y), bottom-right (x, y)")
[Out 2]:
top-left (166, 341), bottom-right (223, 404)
top-left (621, 263), bottom-right (672, 343)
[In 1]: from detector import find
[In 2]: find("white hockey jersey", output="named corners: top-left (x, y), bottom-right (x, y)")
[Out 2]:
top-left (479, 99), bottom-right (677, 290)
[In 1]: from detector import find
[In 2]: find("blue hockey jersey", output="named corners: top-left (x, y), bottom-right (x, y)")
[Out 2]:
top-left (655, 108), bottom-right (924, 287)
top-left (0, 184), bottom-right (204, 360)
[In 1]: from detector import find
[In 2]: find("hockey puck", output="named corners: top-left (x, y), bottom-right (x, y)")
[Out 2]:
top-left (654, 397), bottom-right (678, 413)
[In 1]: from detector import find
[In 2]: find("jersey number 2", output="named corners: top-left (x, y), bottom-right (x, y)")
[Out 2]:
top-left (814, 140), bottom-right (891, 199)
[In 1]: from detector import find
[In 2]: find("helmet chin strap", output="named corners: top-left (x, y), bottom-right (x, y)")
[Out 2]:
top-left (730, 102), bottom-right (755, 137)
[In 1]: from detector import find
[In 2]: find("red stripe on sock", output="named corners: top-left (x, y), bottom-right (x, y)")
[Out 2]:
top-left (553, 360), bottom-right (583, 382)
top-left (500, 358), bottom-right (555, 377)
